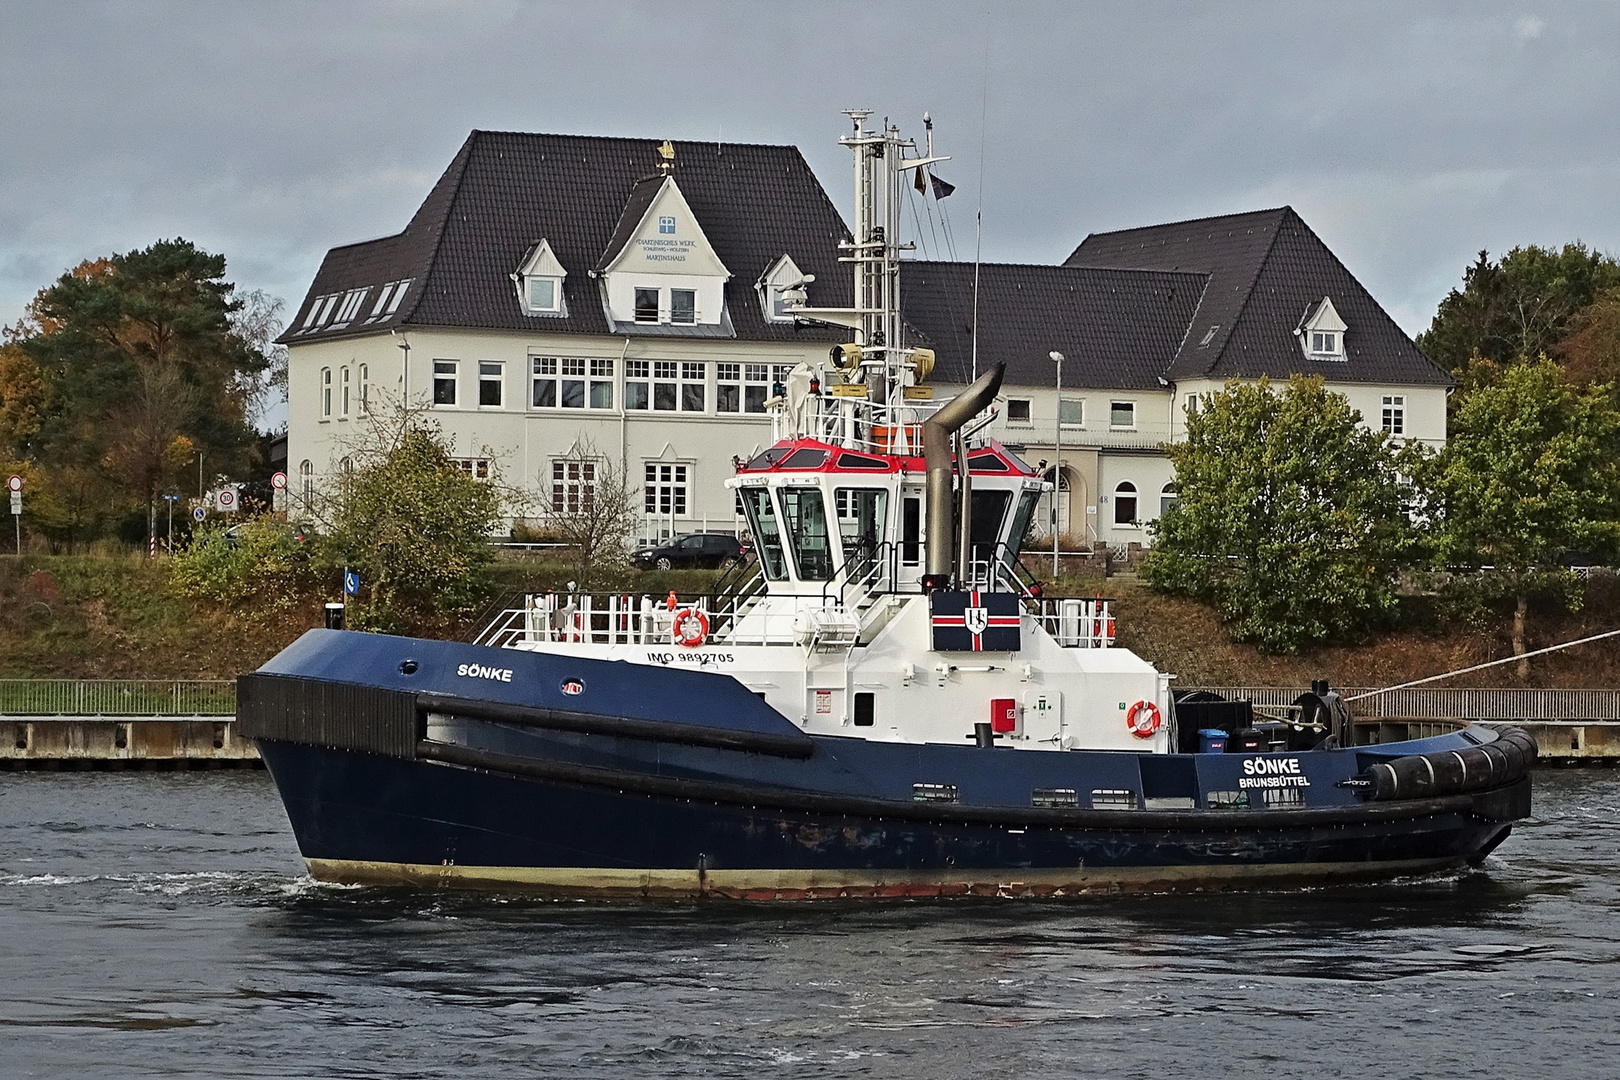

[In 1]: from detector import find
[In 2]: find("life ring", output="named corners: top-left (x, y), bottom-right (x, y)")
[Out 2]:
top-left (1126, 700), bottom-right (1162, 739)
top-left (672, 608), bottom-right (709, 648)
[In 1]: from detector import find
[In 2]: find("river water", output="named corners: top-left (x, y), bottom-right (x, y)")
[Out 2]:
top-left (1, 769), bottom-right (1616, 1079)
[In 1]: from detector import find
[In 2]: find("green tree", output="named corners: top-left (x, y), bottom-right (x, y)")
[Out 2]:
top-left (1417, 244), bottom-right (1620, 381)
top-left (1429, 357), bottom-right (1620, 676)
top-left (14, 240), bottom-right (271, 546)
top-left (1141, 377), bottom-right (1419, 653)
top-left (321, 421), bottom-right (507, 633)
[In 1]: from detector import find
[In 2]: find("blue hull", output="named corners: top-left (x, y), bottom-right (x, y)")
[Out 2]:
top-left (242, 630), bottom-right (1530, 898)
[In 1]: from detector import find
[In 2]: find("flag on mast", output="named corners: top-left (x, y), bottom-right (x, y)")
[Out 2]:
top-left (930, 173), bottom-right (956, 199)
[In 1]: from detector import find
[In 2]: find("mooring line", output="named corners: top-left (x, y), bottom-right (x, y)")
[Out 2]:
top-left (1346, 627), bottom-right (1620, 701)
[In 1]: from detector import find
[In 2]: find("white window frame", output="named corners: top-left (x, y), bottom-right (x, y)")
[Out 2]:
top-left (478, 361), bottom-right (504, 409)
top-left (634, 287), bottom-right (660, 324)
top-left (1109, 400), bottom-right (1136, 430)
top-left (1113, 481), bottom-right (1139, 526)
top-left (1058, 397), bottom-right (1085, 429)
top-left (670, 288), bottom-right (697, 325)
top-left (527, 276), bottom-right (561, 314)
top-left (298, 460), bottom-right (314, 507)
top-left (716, 363), bottom-right (743, 413)
top-left (452, 458), bottom-right (491, 480)
top-left (320, 367), bottom-right (332, 419)
top-left (357, 364), bottom-right (369, 415)
top-left (551, 459), bottom-right (598, 513)
top-left (340, 366), bottom-right (350, 417)
top-left (1381, 395), bottom-right (1405, 436)
top-left (432, 360), bottom-right (458, 407)
top-left (1311, 331), bottom-right (1340, 356)
top-left (1160, 483), bottom-right (1177, 517)
top-left (644, 462), bottom-right (690, 519)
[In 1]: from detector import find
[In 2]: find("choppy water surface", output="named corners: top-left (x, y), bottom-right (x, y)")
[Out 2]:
top-left (1, 770), bottom-right (1616, 1079)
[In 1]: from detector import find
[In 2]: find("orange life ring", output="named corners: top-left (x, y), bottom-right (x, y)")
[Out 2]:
top-left (1126, 699), bottom-right (1162, 739)
top-left (672, 608), bottom-right (709, 648)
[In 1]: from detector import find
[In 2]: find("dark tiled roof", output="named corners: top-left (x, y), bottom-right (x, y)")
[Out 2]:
top-left (900, 261), bottom-right (1207, 390)
top-left (1066, 207), bottom-right (1451, 387)
top-left (279, 131), bottom-right (852, 345)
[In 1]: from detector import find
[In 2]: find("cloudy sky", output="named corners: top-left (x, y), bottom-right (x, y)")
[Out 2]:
top-left (4, 1), bottom-right (1617, 418)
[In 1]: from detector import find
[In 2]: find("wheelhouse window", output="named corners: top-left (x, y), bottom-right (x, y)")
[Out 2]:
top-left (479, 361), bottom-right (504, 407)
top-left (1003, 489), bottom-right (1042, 571)
top-left (634, 288), bottom-right (660, 323)
top-left (644, 463), bottom-right (688, 517)
top-left (433, 360), bottom-right (458, 406)
top-left (320, 368), bottom-right (332, 418)
top-left (1006, 398), bottom-right (1031, 425)
top-left (739, 486), bottom-right (788, 580)
top-left (551, 460), bottom-right (596, 512)
top-left (778, 486), bottom-right (833, 581)
top-left (1114, 481), bottom-right (1138, 525)
top-left (1382, 395), bottom-right (1405, 435)
top-left (834, 488), bottom-right (888, 576)
top-left (1110, 401), bottom-right (1136, 429)
top-left (671, 289), bottom-right (696, 325)
top-left (969, 489), bottom-right (1012, 571)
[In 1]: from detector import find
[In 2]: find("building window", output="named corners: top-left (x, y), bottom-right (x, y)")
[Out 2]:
top-left (358, 364), bottom-right (369, 414)
top-left (589, 358), bottom-right (614, 408)
top-left (717, 363), bottom-right (741, 412)
top-left (1114, 481), bottom-right (1138, 525)
top-left (298, 460), bottom-right (313, 506)
top-left (625, 359), bottom-right (650, 410)
top-left (634, 288), bottom-right (660, 323)
top-left (653, 361), bottom-right (679, 410)
top-left (527, 277), bottom-right (559, 313)
top-left (647, 361), bottom-right (705, 412)
top-left (479, 362), bottom-right (504, 407)
top-left (1185, 394), bottom-right (1198, 415)
top-left (1160, 482), bottom-right (1177, 517)
top-left (433, 360), bottom-right (458, 406)
top-left (1382, 395), bottom-right (1405, 435)
top-left (1312, 331), bottom-right (1338, 355)
top-left (320, 368), bottom-right (332, 418)
top-left (332, 288), bottom-right (368, 328)
top-left (551, 460), bottom-right (597, 512)
top-left (670, 289), bottom-right (696, 325)
top-left (645, 463), bottom-right (689, 517)
top-left (1059, 398), bottom-right (1085, 429)
top-left (681, 362), bottom-right (706, 411)
top-left (743, 364), bottom-right (778, 413)
top-left (1110, 401), bottom-right (1136, 429)
top-left (453, 458), bottom-right (491, 480)
top-left (1006, 399), bottom-right (1032, 425)
top-left (340, 366), bottom-right (350, 416)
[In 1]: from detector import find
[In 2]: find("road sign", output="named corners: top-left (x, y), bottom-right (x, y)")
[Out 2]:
top-left (193, 506), bottom-right (207, 522)
top-left (9, 493), bottom-right (20, 516)
top-left (343, 570), bottom-right (361, 596)
top-left (7, 475), bottom-right (21, 493)
top-left (271, 471), bottom-right (288, 491)
top-left (215, 486), bottom-right (238, 512)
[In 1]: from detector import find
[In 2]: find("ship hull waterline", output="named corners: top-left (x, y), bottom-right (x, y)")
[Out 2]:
top-left (258, 739), bottom-right (1525, 900)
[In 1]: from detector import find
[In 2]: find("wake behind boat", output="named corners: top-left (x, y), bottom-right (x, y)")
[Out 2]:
top-left (241, 111), bottom-right (1533, 897)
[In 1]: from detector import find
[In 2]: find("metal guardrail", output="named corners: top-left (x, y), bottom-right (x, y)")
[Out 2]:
top-left (0, 680), bottom-right (236, 716)
top-left (1191, 687), bottom-right (1620, 722)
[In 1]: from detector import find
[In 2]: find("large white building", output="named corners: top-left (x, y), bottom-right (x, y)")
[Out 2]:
top-left (282, 131), bottom-right (1451, 549)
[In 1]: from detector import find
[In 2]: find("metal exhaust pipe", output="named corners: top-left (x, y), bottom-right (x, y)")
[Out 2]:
top-left (922, 363), bottom-right (1005, 581)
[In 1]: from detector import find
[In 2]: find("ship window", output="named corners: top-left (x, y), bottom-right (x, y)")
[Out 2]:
top-left (1090, 789), bottom-right (1138, 810)
top-left (1206, 791), bottom-right (1250, 810)
top-left (1002, 489), bottom-right (1041, 571)
top-left (1031, 788), bottom-right (1078, 808)
top-left (777, 486), bottom-right (833, 581)
top-left (912, 783), bottom-right (958, 803)
top-left (854, 692), bottom-right (875, 727)
top-left (834, 488), bottom-right (888, 578)
top-left (744, 445), bottom-right (793, 471)
top-left (901, 496), bottom-right (921, 566)
top-left (968, 452), bottom-right (1010, 472)
top-left (969, 489), bottom-right (1012, 572)
top-left (1262, 787), bottom-right (1307, 809)
top-left (739, 487), bottom-right (788, 580)
top-left (780, 447), bottom-right (828, 470)
top-left (836, 452), bottom-right (889, 470)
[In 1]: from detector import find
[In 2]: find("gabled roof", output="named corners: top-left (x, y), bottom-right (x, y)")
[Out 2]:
top-left (1066, 206), bottom-right (1451, 387)
top-left (899, 261), bottom-right (1208, 390)
top-left (280, 131), bottom-right (851, 345)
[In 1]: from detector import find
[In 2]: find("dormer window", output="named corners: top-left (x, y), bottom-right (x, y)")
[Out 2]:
top-left (512, 239), bottom-right (568, 317)
top-left (758, 253), bottom-right (810, 323)
top-left (1298, 296), bottom-right (1348, 360)
top-left (596, 175), bottom-right (731, 333)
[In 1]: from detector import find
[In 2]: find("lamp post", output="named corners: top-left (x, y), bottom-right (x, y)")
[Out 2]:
top-left (1049, 350), bottom-right (1064, 579)
top-left (395, 332), bottom-right (410, 403)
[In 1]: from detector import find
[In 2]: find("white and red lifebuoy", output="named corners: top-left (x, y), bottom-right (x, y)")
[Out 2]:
top-left (672, 608), bottom-right (709, 648)
top-left (1126, 699), bottom-right (1162, 739)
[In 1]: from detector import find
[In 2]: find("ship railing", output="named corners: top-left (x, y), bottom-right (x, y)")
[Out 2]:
top-left (1027, 598), bottom-right (1116, 648)
top-left (779, 394), bottom-right (945, 456)
top-left (485, 590), bottom-right (837, 649)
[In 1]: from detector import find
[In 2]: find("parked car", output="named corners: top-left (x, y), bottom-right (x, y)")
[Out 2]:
top-left (633, 533), bottom-right (748, 571)
top-left (222, 522), bottom-right (313, 549)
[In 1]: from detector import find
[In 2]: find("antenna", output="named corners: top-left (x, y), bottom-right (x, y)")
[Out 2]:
top-left (970, 37), bottom-right (990, 383)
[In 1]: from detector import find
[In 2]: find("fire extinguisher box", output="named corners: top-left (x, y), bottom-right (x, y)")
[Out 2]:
top-left (991, 697), bottom-right (1018, 734)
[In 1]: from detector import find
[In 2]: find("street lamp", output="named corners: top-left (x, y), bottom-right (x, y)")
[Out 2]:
top-left (394, 331), bottom-right (410, 403)
top-left (1049, 350), bottom-right (1064, 579)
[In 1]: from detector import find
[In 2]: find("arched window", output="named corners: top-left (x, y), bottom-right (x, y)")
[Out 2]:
top-left (357, 364), bottom-right (369, 414)
top-left (1160, 482), bottom-right (1177, 517)
top-left (1113, 481), bottom-right (1137, 525)
top-left (298, 460), bottom-right (314, 507)
top-left (340, 367), bottom-right (350, 416)
top-left (320, 368), bottom-right (332, 418)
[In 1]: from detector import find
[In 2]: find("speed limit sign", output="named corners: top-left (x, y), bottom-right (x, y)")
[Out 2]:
top-left (215, 487), bottom-right (238, 512)
top-left (6, 475), bottom-right (20, 493)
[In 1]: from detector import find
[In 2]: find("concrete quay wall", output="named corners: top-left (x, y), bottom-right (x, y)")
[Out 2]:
top-left (1, 717), bottom-right (260, 769)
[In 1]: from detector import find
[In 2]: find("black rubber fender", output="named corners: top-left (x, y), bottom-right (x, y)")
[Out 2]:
top-left (1362, 727), bottom-right (1538, 800)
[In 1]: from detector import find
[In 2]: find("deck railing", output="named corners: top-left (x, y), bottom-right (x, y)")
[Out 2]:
top-left (0, 680), bottom-right (237, 716)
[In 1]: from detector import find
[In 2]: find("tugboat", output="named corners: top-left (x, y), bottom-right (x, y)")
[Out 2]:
top-left (241, 112), bottom-right (1534, 897)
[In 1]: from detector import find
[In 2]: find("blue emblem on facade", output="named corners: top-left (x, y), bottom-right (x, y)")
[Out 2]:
top-left (658, 216), bottom-right (675, 234)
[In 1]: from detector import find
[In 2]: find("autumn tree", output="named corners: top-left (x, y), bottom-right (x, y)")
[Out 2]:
top-left (1429, 358), bottom-right (1620, 676)
top-left (1141, 377), bottom-right (1420, 653)
top-left (535, 443), bottom-right (637, 587)
top-left (13, 239), bottom-right (272, 546)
